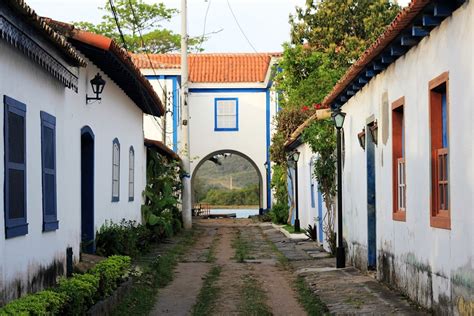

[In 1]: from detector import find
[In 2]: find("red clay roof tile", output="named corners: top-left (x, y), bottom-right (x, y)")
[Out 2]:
top-left (131, 53), bottom-right (281, 83)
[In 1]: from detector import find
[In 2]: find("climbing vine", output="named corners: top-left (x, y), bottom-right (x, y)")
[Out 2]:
top-left (142, 149), bottom-right (183, 237)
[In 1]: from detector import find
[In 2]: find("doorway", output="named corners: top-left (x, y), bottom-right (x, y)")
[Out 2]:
top-left (81, 126), bottom-right (95, 253)
top-left (366, 121), bottom-right (377, 270)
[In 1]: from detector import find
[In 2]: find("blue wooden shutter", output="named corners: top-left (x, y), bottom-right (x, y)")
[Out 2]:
top-left (41, 111), bottom-right (58, 231)
top-left (4, 96), bottom-right (28, 238)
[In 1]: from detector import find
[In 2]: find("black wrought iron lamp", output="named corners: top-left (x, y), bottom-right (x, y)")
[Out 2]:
top-left (287, 150), bottom-right (301, 232)
top-left (86, 73), bottom-right (106, 104)
top-left (332, 109), bottom-right (346, 269)
top-left (369, 120), bottom-right (378, 145)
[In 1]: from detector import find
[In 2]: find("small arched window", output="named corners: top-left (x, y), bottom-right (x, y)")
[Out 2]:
top-left (128, 146), bottom-right (135, 201)
top-left (112, 138), bottom-right (120, 202)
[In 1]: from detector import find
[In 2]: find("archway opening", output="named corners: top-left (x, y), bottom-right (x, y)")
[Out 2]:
top-left (192, 150), bottom-right (263, 219)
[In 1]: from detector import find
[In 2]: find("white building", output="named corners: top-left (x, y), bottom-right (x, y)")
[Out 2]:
top-left (0, 1), bottom-right (163, 304)
top-left (133, 53), bottom-right (280, 210)
top-left (290, 0), bottom-right (473, 313)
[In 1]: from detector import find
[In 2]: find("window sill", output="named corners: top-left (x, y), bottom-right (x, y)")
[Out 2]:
top-left (5, 223), bottom-right (29, 239)
top-left (430, 214), bottom-right (451, 230)
top-left (112, 196), bottom-right (120, 202)
top-left (43, 220), bottom-right (59, 232)
top-left (214, 128), bottom-right (238, 132)
top-left (393, 210), bottom-right (406, 222)
top-left (128, 197), bottom-right (134, 202)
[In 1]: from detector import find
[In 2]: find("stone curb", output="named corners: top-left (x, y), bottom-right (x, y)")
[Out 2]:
top-left (271, 223), bottom-right (309, 241)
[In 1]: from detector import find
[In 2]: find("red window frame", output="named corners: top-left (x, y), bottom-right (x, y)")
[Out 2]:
top-left (392, 97), bottom-right (406, 221)
top-left (429, 72), bottom-right (450, 229)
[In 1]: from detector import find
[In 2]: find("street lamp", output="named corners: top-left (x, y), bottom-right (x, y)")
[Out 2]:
top-left (288, 150), bottom-right (301, 232)
top-left (332, 109), bottom-right (346, 268)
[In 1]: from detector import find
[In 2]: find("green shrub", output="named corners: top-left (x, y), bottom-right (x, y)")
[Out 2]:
top-left (269, 203), bottom-right (289, 224)
top-left (96, 220), bottom-right (152, 257)
top-left (56, 273), bottom-right (100, 315)
top-left (91, 255), bottom-right (132, 297)
top-left (0, 256), bottom-right (132, 316)
top-left (0, 290), bottom-right (67, 315)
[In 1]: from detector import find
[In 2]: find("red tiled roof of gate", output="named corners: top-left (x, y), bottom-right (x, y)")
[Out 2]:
top-left (131, 53), bottom-right (281, 83)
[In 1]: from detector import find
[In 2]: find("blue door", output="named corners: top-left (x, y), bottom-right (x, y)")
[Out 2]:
top-left (81, 127), bottom-right (95, 253)
top-left (366, 123), bottom-right (377, 269)
top-left (317, 190), bottom-right (324, 243)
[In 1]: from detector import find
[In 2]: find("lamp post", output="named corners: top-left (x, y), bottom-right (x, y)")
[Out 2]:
top-left (332, 109), bottom-right (346, 268)
top-left (288, 150), bottom-right (301, 232)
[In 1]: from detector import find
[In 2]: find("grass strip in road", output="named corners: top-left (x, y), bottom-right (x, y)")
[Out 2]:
top-left (112, 229), bottom-right (197, 316)
top-left (232, 229), bottom-right (252, 262)
top-left (205, 234), bottom-right (219, 263)
top-left (295, 276), bottom-right (329, 316)
top-left (239, 274), bottom-right (272, 316)
top-left (191, 265), bottom-right (222, 316)
top-left (265, 239), bottom-right (291, 270)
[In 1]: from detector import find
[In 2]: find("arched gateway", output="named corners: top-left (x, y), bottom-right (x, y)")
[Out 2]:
top-left (134, 52), bottom-right (281, 210)
top-left (191, 150), bottom-right (265, 208)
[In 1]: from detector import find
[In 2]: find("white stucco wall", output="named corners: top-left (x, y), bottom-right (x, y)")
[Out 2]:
top-left (291, 143), bottom-right (329, 249)
top-left (339, 2), bottom-right (473, 313)
top-left (188, 88), bottom-right (273, 209)
top-left (0, 40), bottom-right (147, 302)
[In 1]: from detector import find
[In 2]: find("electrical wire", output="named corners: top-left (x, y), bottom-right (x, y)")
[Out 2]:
top-left (109, 0), bottom-right (128, 50)
top-left (125, 0), bottom-right (179, 137)
top-left (197, 0), bottom-right (212, 52)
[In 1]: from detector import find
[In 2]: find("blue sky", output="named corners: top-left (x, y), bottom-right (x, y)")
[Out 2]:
top-left (29, 0), bottom-right (410, 53)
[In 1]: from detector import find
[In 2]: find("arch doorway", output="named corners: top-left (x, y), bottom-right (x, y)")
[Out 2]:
top-left (191, 150), bottom-right (264, 217)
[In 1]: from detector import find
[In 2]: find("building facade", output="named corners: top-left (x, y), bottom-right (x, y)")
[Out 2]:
top-left (288, 0), bottom-right (473, 313)
top-left (0, 1), bottom-right (163, 304)
top-left (133, 53), bottom-right (280, 210)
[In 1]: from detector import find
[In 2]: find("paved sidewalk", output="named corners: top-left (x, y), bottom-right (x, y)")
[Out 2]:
top-left (261, 224), bottom-right (428, 315)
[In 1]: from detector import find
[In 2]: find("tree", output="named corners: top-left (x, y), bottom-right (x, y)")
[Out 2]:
top-left (75, 0), bottom-right (205, 53)
top-left (271, 0), bottom-right (400, 251)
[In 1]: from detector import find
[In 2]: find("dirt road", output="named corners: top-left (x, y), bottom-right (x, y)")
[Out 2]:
top-left (150, 218), bottom-right (306, 316)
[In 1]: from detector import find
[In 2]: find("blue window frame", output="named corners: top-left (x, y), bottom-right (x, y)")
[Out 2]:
top-left (128, 146), bottom-right (134, 202)
top-left (214, 98), bottom-right (238, 131)
top-left (4, 96), bottom-right (28, 238)
top-left (41, 112), bottom-right (58, 231)
top-left (441, 93), bottom-right (448, 148)
top-left (112, 138), bottom-right (120, 202)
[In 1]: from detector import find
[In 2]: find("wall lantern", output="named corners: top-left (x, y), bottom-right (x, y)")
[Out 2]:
top-left (332, 110), bottom-right (346, 130)
top-left (369, 120), bottom-right (378, 145)
top-left (86, 73), bottom-right (106, 104)
top-left (358, 128), bottom-right (366, 150)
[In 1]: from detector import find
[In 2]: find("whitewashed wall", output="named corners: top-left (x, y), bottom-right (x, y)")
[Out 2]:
top-left (340, 2), bottom-right (473, 313)
top-left (187, 88), bottom-right (274, 209)
top-left (292, 143), bottom-right (329, 250)
top-left (0, 41), bottom-right (147, 303)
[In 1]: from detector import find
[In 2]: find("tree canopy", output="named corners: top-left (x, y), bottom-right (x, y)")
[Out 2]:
top-left (269, 0), bottom-right (400, 249)
top-left (75, 0), bottom-right (205, 53)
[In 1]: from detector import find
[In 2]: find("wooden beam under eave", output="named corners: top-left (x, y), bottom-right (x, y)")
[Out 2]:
top-left (359, 76), bottom-right (368, 84)
top-left (401, 35), bottom-right (418, 46)
top-left (390, 45), bottom-right (405, 56)
top-left (422, 15), bottom-right (441, 27)
top-left (434, 4), bottom-right (453, 17)
top-left (347, 90), bottom-right (355, 96)
top-left (366, 69), bottom-right (375, 78)
top-left (412, 26), bottom-right (429, 37)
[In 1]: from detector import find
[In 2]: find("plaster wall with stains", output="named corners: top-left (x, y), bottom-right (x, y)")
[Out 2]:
top-left (339, 2), bottom-right (473, 314)
top-left (0, 36), bottom-right (147, 304)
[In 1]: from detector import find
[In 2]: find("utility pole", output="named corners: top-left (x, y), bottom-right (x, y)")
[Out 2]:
top-left (180, 0), bottom-right (192, 229)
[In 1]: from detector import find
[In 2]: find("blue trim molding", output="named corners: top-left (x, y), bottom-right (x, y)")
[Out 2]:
top-left (111, 138), bottom-right (120, 202)
top-left (265, 89), bottom-right (271, 209)
top-left (214, 97), bottom-right (239, 132)
top-left (190, 88), bottom-right (266, 94)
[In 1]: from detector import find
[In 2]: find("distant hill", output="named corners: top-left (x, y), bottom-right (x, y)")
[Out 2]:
top-left (193, 154), bottom-right (260, 204)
